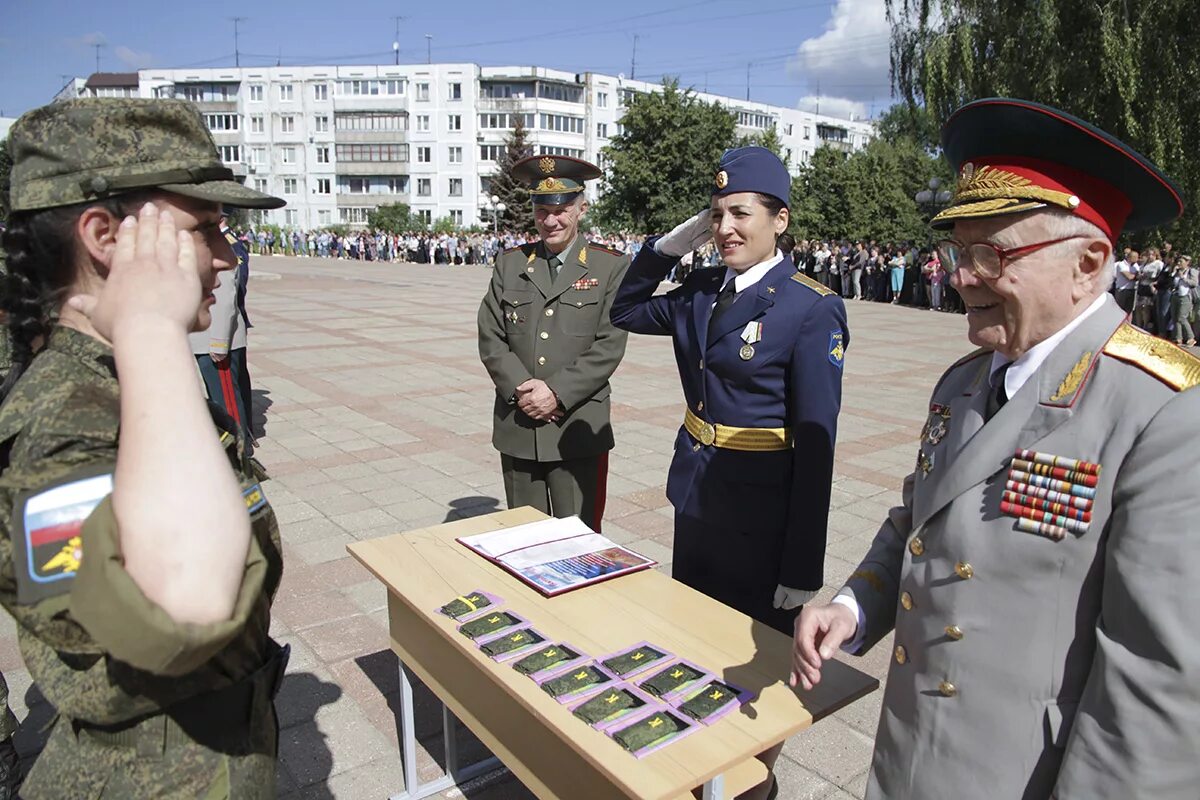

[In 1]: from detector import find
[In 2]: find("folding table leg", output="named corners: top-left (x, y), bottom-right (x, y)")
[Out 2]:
top-left (701, 773), bottom-right (726, 800)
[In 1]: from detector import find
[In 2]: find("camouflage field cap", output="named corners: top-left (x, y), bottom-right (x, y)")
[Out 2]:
top-left (7, 97), bottom-right (285, 213)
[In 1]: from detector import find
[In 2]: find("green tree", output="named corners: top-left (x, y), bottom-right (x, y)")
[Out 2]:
top-left (595, 79), bottom-right (737, 233)
top-left (488, 114), bottom-right (535, 234)
top-left (874, 103), bottom-right (940, 152)
top-left (0, 138), bottom-right (11, 220)
top-left (738, 125), bottom-right (789, 167)
top-left (368, 202), bottom-right (415, 233)
top-left (886, 0), bottom-right (1200, 247)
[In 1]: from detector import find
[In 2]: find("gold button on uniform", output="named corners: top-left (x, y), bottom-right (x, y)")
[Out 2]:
top-left (545, 308), bottom-right (554, 317)
top-left (539, 331), bottom-right (549, 340)
top-left (576, 301), bottom-right (583, 307)
top-left (526, 266), bottom-right (534, 273)
top-left (939, 680), bottom-right (958, 697)
top-left (900, 592), bottom-right (914, 611)
top-left (945, 625), bottom-right (964, 640)
top-left (537, 356), bottom-right (546, 366)
top-left (909, 537), bottom-right (925, 556)
top-left (894, 645), bottom-right (907, 665)
top-left (955, 562), bottom-right (974, 580)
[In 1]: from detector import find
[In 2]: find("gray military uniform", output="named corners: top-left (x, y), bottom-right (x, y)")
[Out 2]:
top-left (478, 237), bottom-right (630, 527)
top-left (841, 296), bottom-right (1200, 799)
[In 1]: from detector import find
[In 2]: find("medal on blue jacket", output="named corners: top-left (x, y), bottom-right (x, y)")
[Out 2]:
top-left (740, 321), bottom-right (762, 360)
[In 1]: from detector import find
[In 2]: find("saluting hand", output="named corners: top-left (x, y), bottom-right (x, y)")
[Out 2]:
top-left (68, 202), bottom-right (201, 342)
top-left (790, 603), bottom-right (858, 691)
top-left (655, 208), bottom-right (714, 259)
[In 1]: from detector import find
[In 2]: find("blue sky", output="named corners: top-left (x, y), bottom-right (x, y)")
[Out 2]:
top-left (0, 0), bottom-right (893, 120)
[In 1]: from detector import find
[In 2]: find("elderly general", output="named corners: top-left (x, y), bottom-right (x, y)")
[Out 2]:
top-left (792, 98), bottom-right (1200, 799)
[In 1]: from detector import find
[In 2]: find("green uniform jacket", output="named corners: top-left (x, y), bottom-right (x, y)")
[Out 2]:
top-left (478, 238), bottom-right (631, 462)
top-left (0, 326), bottom-right (284, 799)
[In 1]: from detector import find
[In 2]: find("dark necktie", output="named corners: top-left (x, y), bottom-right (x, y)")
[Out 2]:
top-left (985, 363), bottom-right (1011, 422)
top-left (548, 254), bottom-right (561, 281)
top-left (708, 280), bottom-right (738, 333)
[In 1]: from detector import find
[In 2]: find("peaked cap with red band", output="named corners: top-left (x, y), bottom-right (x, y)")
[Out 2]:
top-left (931, 98), bottom-right (1184, 243)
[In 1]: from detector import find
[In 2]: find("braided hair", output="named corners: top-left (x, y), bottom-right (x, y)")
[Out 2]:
top-left (0, 192), bottom-right (147, 400)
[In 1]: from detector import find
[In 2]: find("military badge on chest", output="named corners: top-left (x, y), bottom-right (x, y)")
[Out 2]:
top-left (915, 402), bottom-right (951, 478)
top-left (739, 321), bottom-right (762, 360)
top-left (1000, 449), bottom-right (1100, 540)
top-left (571, 278), bottom-right (599, 291)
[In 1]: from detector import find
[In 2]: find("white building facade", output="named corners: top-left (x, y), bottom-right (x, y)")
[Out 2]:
top-left (125, 63), bottom-right (875, 229)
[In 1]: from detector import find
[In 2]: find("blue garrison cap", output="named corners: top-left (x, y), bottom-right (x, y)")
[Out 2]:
top-left (712, 146), bottom-right (791, 207)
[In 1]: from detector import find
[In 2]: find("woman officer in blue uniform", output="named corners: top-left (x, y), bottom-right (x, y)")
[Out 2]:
top-left (611, 147), bottom-right (847, 797)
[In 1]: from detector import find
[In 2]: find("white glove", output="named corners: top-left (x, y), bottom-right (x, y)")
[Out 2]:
top-left (773, 584), bottom-right (818, 610)
top-left (654, 209), bottom-right (713, 258)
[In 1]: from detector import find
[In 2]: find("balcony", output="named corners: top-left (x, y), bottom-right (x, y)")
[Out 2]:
top-left (335, 129), bottom-right (409, 144)
top-left (336, 161), bottom-right (410, 176)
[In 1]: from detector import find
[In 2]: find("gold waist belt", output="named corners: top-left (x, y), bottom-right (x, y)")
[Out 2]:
top-left (683, 408), bottom-right (792, 452)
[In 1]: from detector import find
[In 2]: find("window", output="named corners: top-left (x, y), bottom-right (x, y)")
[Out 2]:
top-left (784, 123), bottom-right (793, 136)
top-left (448, 178), bottom-right (462, 196)
top-left (597, 91), bottom-right (608, 108)
top-left (785, 148), bottom-right (793, 162)
top-left (204, 114), bottom-right (239, 132)
top-left (253, 177), bottom-right (268, 193)
top-left (313, 83), bottom-right (328, 101)
top-left (480, 82), bottom-right (532, 99)
top-left (479, 144), bottom-right (506, 162)
top-left (316, 178), bottom-right (331, 194)
top-left (314, 115), bottom-right (329, 132)
top-left (285, 209), bottom-right (298, 225)
top-left (416, 115), bottom-right (430, 132)
top-left (417, 146), bottom-right (431, 163)
top-left (250, 147), bottom-right (266, 166)
top-left (250, 115), bottom-right (264, 134)
top-left (448, 82), bottom-right (462, 100)
top-left (283, 178), bottom-right (298, 194)
top-left (537, 83), bottom-right (583, 103)
top-left (180, 85), bottom-right (204, 102)
top-left (348, 178), bottom-right (369, 194)
top-left (387, 177), bottom-right (408, 194)
top-left (480, 176), bottom-right (492, 195)
top-left (478, 112), bottom-right (534, 129)
top-left (596, 123), bottom-right (608, 138)
top-left (279, 84), bottom-right (294, 101)
top-left (539, 113), bottom-right (585, 133)
top-left (217, 144), bottom-right (241, 162)
top-left (448, 146), bottom-right (462, 163)
top-left (317, 209), bottom-right (331, 225)
top-left (281, 146), bottom-right (296, 164)
top-left (335, 143), bottom-right (409, 162)
top-left (316, 146), bottom-right (330, 163)
top-left (335, 79), bottom-right (406, 96)
top-left (417, 209), bottom-right (432, 226)
top-left (417, 178), bottom-right (431, 196)
top-left (449, 209), bottom-right (463, 226)
top-left (416, 82), bottom-right (430, 101)
top-left (736, 111), bottom-right (771, 129)
top-left (447, 114), bottom-right (462, 131)
top-left (335, 112), bottom-right (408, 131)
top-left (281, 115), bottom-right (295, 134)
top-left (803, 126), bottom-right (811, 140)
top-left (249, 84), bottom-right (264, 102)
top-left (339, 207), bottom-right (371, 224)
top-left (538, 145), bottom-right (583, 158)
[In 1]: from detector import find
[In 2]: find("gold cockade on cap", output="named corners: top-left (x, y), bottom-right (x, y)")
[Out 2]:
top-left (539, 157), bottom-right (556, 174)
top-left (536, 178), bottom-right (569, 192)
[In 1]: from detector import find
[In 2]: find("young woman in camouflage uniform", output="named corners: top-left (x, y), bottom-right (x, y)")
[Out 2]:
top-left (0, 98), bottom-right (287, 799)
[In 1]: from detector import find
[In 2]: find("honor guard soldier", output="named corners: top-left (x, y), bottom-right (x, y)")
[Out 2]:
top-left (0, 98), bottom-right (287, 798)
top-left (478, 155), bottom-right (630, 530)
top-left (611, 147), bottom-right (848, 800)
top-left (794, 99), bottom-right (1200, 800)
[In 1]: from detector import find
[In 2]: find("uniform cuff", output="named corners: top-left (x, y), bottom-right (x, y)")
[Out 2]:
top-left (831, 591), bottom-right (867, 654)
top-left (70, 497), bottom-right (267, 676)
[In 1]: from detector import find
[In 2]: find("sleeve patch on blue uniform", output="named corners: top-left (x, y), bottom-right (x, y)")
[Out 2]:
top-left (829, 331), bottom-right (845, 368)
top-left (243, 483), bottom-right (268, 514)
top-left (13, 471), bottom-right (113, 603)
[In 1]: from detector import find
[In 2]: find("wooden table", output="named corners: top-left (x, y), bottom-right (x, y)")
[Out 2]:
top-left (348, 507), bottom-right (878, 800)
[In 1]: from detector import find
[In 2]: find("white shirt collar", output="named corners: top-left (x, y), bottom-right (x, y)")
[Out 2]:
top-left (989, 292), bottom-right (1111, 398)
top-left (723, 249), bottom-right (784, 294)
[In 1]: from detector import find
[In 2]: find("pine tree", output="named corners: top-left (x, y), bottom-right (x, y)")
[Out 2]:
top-left (488, 114), bottom-right (536, 234)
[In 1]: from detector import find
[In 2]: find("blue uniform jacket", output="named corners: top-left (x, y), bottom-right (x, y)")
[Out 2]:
top-left (610, 241), bottom-right (848, 591)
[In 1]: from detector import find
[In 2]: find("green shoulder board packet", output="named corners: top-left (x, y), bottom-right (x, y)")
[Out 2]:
top-left (513, 643), bottom-right (583, 676)
top-left (639, 661), bottom-right (708, 698)
top-left (677, 680), bottom-right (742, 722)
top-left (539, 663), bottom-right (614, 701)
top-left (480, 628), bottom-right (545, 658)
top-left (458, 611), bottom-right (523, 640)
top-left (611, 709), bottom-right (690, 754)
top-left (601, 643), bottom-right (669, 677)
top-left (572, 686), bottom-right (648, 727)
top-left (439, 591), bottom-right (497, 621)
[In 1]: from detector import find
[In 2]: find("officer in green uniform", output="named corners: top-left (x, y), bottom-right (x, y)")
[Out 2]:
top-left (0, 98), bottom-right (286, 799)
top-left (478, 155), bottom-right (630, 530)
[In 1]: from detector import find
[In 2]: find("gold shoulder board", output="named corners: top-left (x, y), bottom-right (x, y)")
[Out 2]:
top-left (789, 272), bottom-right (835, 296)
top-left (1103, 323), bottom-right (1200, 391)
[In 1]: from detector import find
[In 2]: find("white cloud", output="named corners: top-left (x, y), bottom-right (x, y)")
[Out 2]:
top-left (115, 45), bottom-right (154, 69)
top-left (796, 95), bottom-right (869, 120)
top-left (787, 0), bottom-right (892, 118)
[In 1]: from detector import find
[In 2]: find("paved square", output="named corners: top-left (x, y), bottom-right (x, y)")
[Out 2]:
top-left (1, 256), bottom-right (976, 799)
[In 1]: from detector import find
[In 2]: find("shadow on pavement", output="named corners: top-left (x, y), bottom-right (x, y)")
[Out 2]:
top-left (275, 670), bottom-right (342, 798)
top-left (250, 388), bottom-right (273, 439)
top-left (443, 496), bottom-right (502, 523)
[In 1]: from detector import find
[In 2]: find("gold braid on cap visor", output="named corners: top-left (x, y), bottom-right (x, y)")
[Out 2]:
top-left (932, 165), bottom-right (1081, 224)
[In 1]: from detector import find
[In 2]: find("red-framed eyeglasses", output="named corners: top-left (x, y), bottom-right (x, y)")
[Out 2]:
top-left (936, 236), bottom-right (1087, 280)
